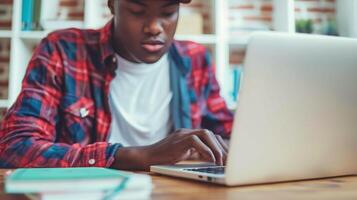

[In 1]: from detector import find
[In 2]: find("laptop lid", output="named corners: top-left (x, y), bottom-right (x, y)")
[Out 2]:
top-left (225, 32), bottom-right (357, 186)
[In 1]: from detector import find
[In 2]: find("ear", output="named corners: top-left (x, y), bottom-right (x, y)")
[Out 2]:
top-left (108, 0), bottom-right (115, 15)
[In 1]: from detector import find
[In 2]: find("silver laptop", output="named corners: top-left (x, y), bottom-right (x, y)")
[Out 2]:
top-left (151, 32), bottom-right (357, 186)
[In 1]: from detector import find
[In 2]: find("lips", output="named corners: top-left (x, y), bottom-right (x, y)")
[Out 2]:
top-left (141, 40), bottom-right (165, 53)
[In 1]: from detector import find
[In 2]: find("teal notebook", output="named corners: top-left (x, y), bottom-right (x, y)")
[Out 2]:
top-left (5, 167), bottom-right (151, 196)
top-left (7, 167), bottom-right (128, 181)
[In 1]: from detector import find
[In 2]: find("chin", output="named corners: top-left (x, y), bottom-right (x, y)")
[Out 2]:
top-left (140, 54), bottom-right (165, 64)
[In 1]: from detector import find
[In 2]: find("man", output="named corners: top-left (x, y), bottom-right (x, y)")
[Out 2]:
top-left (0, 0), bottom-right (233, 170)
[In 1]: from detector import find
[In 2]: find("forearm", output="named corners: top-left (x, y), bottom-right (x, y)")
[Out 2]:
top-left (0, 130), bottom-right (121, 168)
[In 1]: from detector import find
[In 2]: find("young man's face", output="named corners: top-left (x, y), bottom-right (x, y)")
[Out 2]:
top-left (109, 0), bottom-right (180, 63)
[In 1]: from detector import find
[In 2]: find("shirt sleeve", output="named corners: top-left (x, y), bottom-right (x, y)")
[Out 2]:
top-left (0, 37), bottom-right (121, 168)
top-left (201, 49), bottom-right (234, 138)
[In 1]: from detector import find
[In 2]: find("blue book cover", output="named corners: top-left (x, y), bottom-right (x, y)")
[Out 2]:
top-left (22, 0), bottom-right (34, 30)
top-left (21, 0), bottom-right (29, 30)
top-left (232, 67), bottom-right (242, 102)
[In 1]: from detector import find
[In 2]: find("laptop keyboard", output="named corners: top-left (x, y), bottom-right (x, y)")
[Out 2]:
top-left (183, 166), bottom-right (225, 174)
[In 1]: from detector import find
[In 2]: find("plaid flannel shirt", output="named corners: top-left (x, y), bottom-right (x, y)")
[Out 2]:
top-left (0, 20), bottom-right (233, 168)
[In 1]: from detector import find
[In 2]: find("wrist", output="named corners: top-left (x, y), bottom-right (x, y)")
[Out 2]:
top-left (112, 146), bottom-right (151, 171)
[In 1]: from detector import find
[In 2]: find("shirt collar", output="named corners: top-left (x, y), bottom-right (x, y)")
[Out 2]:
top-left (169, 41), bottom-right (191, 76)
top-left (99, 19), bottom-right (116, 72)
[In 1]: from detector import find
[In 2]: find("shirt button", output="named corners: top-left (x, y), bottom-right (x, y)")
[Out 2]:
top-left (79, 108), bottom-right (89, 118)
top-left (112, 56), bottom-right (117, 64)
top-left (88, 159), bottom-right (96, 165)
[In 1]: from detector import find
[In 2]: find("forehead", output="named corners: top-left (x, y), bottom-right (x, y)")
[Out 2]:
top-left (121, 0), bottom-right (180, 7)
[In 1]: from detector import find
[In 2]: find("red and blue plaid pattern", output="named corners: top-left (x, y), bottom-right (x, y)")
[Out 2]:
top-left (0, 20), bottom-right (233, 168)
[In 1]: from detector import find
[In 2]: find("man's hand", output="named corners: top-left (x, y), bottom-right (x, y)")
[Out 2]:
top-left (111, 129), bottom-right (228, 171)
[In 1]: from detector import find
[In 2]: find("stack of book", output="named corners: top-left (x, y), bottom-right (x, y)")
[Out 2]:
top-left (5, 167), bottom-right (152, 200)
top-left (21, 0), bottom-right (42, 30)
top-left (21, 0), bottom-right (84, 31)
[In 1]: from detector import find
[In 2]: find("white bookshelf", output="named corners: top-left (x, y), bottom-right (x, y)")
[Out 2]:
top-left (337, 0), bottom-right (357, 37)
top-left (19, 30), bottom-right (49, 40)
top-left (175, 34), bottom-right (217, 44)
top-left (0, 100), bottom-right (9, 108)
top-left (1, 0), bottom-right (357, 109)
top-left (0, 30), bottom-right (12, 38)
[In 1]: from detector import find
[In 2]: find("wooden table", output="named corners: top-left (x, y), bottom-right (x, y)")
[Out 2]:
top-left (1, 169), bottom-right (357, 200)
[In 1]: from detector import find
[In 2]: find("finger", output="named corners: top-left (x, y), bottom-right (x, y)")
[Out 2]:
top-left (185, 135), bottom-right (216, 163)
top-left (215, 135), bottom-right (228, 165)
top-left (188, 148), bottom-right (201, 160)
top-left (216, 135), bottom-right (229, 153)
top-left (196, 129), bottom-right (225, 166)
top-left (179, 129), bottom-right (223, 165)
top-left (174, 128), bottom-right (192, 134)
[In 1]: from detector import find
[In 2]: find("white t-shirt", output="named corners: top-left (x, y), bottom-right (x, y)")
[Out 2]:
top-left (107, 53), bottom-right (173, 146)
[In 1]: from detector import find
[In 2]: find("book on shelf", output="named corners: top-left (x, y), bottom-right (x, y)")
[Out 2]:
top-left (22, 0), bottom-right (84, 31)
top-left (222, 64), bottom-right (243, 110)
top-left (33, 0), bottom-right (42, 30)
top-left (232, 66), bottom-right (241, 103)
top-left (21, 0), bottom-right (34, 30)
top-left (22, 0), bottom-right (42, 31)
top-left (5, 167), bottom-right (152, 200)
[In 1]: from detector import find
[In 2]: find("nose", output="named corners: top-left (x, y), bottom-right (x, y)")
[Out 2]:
top-left (143, 18), bottom-right (163, 36)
